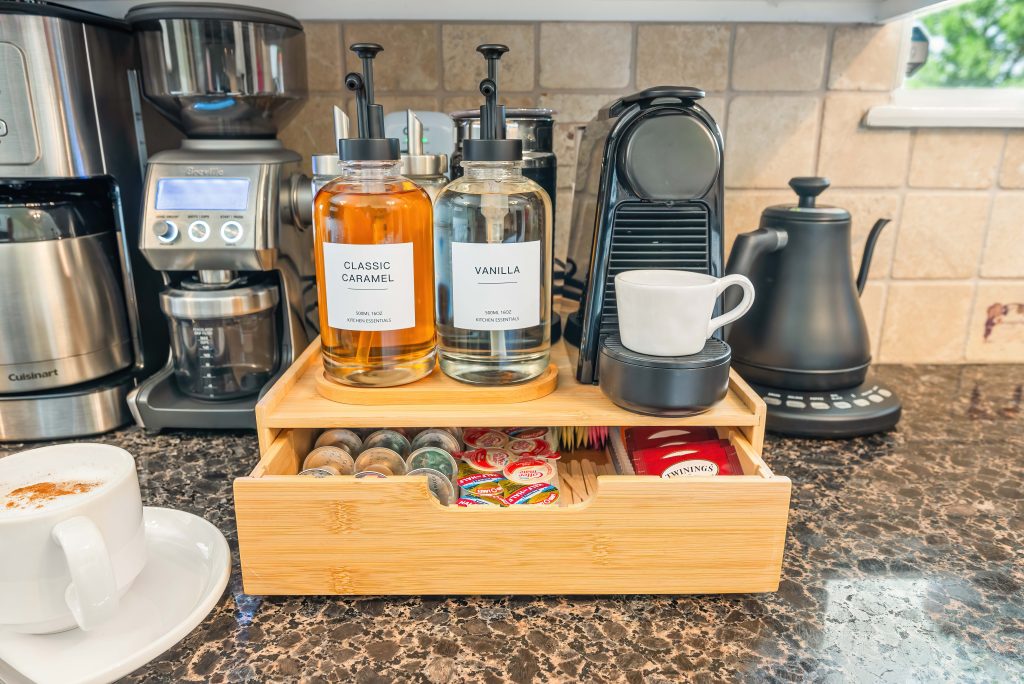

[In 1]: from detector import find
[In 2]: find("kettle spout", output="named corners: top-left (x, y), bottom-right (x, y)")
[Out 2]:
top-left (856, 218), bottom-right (892, 295)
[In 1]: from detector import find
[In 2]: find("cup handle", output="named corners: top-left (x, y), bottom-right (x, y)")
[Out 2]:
top-left (707, 274), bottom-right (755, 338)
top-left (51, 516), bottom-right (119, 631)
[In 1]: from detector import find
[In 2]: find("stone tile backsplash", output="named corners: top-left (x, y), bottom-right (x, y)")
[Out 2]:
top-left (288, 20), bottom-right (1024, 363)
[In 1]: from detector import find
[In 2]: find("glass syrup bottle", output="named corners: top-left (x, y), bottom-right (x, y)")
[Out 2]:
top-left (433, 45), bottom-right (552, 385)
top-left (313, 43), bottom-right (435, 387)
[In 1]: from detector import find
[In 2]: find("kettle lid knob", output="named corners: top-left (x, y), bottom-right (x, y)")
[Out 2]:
top-left (789, 177), bottom-right (830, 208)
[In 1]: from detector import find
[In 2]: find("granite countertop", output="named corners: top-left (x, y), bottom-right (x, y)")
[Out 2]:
top-left (2, 364), bottom-right (1021, 683)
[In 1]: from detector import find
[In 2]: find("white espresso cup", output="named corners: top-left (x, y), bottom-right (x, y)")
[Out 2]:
top-left (614, 270), bottom-right (755, 357)
top-left (0, 444), bottom-right (146, 634)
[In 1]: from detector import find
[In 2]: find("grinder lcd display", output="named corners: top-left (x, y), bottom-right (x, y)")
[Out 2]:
top-left (563, 87), bottom-right (725, 384)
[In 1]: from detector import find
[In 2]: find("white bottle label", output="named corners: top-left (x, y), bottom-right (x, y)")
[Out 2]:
top-left (451, 241), bottom-right (541, 331)
top-left (322, 242), bottom-right (416, 331)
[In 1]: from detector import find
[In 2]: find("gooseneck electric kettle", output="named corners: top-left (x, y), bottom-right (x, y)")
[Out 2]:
top-left (725, 177), bottom-right (901, 438)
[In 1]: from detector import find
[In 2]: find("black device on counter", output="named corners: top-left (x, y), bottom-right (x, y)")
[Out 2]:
top-left (598, 336), bottom-right (731, 416)
top-left (725, 177), bottom-right (901, 437)
top-left (563, 86), bottom-right (726, 386)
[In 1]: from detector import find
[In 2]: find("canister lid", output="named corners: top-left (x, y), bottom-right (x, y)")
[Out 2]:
top-left (159, 283), bottom-right (279, 319)
top-left (312, 154), bottom-right (344, 177)
top-left (762, 177), bottom-right (851, 224)
top-left (450, 108), bottom-right (555, 121)
top-left (125, 2), bottom-right (302, 30)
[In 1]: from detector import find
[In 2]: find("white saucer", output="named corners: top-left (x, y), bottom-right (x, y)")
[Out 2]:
top-left (0, 507), bottom-right (231, 684)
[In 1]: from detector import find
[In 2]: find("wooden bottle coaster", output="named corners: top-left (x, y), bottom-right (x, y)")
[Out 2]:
top-left (314, 362), bottom-right (559, 405)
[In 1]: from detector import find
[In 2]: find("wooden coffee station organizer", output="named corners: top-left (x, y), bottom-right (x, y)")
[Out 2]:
top-left (234, 338), bottom-right (791, 596)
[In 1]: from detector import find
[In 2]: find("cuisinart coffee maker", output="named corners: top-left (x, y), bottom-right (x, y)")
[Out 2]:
top-left (564, 87), bottom-right (726, 387)
top-left (126, 3), bottom-right (317, 431)
top-left (0, 1), bottom-right (170, 441)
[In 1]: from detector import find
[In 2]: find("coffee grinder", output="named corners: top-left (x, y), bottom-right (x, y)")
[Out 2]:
top-left (126, 3), bottom-right (317, 431)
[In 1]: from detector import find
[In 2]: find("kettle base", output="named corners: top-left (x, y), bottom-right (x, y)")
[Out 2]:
top-left (751, 379), bottom-right (902, 439)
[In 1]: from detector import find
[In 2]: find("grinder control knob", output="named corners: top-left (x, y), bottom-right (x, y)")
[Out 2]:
top-left (187, 220), bottom-right (210, 243)
top-left (221, 221), bottom-right (244, 244)
top-left (154, 220), bottom-right (178, 244)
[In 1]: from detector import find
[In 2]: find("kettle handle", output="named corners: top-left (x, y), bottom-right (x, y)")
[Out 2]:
top-left (855, 218), bottom-right (892, 295)
top-left (723, 227), bottom-right (787, 336)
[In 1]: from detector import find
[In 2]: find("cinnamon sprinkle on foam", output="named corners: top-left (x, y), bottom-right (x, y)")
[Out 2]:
top-left (3, 481), bottom-right (102, 511)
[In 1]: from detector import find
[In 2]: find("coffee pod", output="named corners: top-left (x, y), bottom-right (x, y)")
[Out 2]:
top-left (363, 430), bottom-right (412, 458)
top-left (314, 429), bottom-right (363, 456)
top-left (407, 467), bottom-right (456, 506)
top-left (299, 466), bottom-right (341, 477)
top-left (354, 470), bottom-right (387, 479)
top-left (410, 428), bottom-right (461, 455)
top-left (303, 446), bottom-right (355, 475)
top-left (442, 427), bottom-right (464, 445)
top-left (407, 446), bottom-right (458, 484)
top-left (355, 447), bottom-right (408, 476)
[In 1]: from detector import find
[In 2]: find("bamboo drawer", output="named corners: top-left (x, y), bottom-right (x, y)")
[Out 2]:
top-left (235, 339), bottom-right (791, 596)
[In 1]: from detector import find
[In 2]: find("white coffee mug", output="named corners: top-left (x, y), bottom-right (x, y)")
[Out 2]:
top-left (614, 270), bottom-right (755, 357)
top-left (0, 444), bottom-right (146, 634)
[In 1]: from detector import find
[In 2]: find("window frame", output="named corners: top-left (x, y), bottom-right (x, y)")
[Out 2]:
top-left (865, 3), bottom-right (1024, 129)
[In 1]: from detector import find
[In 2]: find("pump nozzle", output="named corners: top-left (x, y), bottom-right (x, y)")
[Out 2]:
top-left (476, 44), bottom-right (509, 141)
top-left (339, 43), bottom-right (399, 161)
top-left (344, 43), bottom-right (386, 140)
top-left (462, 43), bottom-right (522, 163)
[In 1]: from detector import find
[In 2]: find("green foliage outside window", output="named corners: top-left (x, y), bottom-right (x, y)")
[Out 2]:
top-left (909, 0), bottom-right (1024, 88)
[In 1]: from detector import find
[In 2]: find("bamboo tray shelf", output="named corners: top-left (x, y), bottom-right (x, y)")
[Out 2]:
top-left (254, 338), bottom-right (767, 453)
top-left (236, 338), bottom-right (790, 596)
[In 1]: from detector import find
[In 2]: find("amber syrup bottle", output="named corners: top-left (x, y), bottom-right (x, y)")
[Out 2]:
top-left (313, 44), bottom-right (435, 387)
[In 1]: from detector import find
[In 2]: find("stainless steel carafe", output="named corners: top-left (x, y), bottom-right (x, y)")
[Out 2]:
top-left (0, 199), bottom-right (132, 393)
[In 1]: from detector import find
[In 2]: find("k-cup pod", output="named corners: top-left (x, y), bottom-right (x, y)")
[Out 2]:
top-left (355, 447), bottom-right (407, 476)
top-left (406, 447), bottom-right (458, 485)
top-left (410, 428), bottom-right (461, 455)
top-left (314, 429), bottom-right (363, 455)
top-left (363, 430), bottom-right (412, 458)
top-left (299, 466), bottom-right (341, 477)
top-left (407, 467), bottom-right (456, 506)
top-left (354, 470), bottom-right (387, 479)
top-left (303, 446), bottom-right (355, 475)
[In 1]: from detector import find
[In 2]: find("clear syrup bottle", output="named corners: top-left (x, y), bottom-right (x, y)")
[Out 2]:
top-left (313, 44), bottom-right (436, 387)
top-left (433, 44), bottom-right (552, 385)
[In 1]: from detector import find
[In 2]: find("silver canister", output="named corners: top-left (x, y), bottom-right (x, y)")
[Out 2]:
top-left (450, 108), bottom-right (555, 202)
top-left (400, 110), bottom-right (449, 201)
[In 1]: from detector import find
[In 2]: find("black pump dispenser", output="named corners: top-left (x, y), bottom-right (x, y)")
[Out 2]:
top-left (339, 43), bottom-right (400, 161)
top-left (462, 44), bottom-right (523, 162)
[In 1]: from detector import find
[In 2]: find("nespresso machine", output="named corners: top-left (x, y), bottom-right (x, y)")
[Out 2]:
top-left (0, 1), bottom-right (169, 441)
top-left (564, 87), bottom-right (726, 388)
top-left (126, 3), bottom-right (317, 431)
